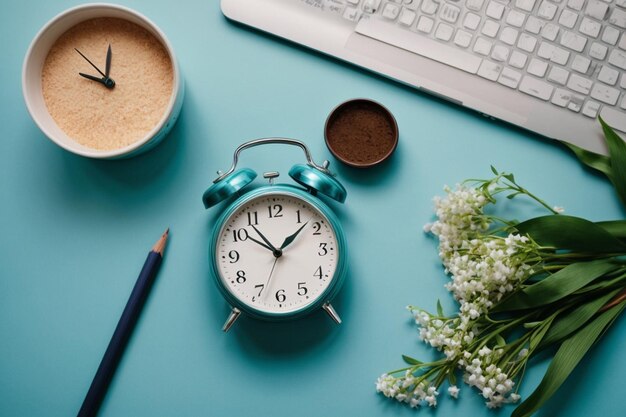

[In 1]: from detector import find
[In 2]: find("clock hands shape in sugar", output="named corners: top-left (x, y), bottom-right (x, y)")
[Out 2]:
top-left (251, 225), bottom-right (282, 258)
top-left (75, 45), bottom-right (115, 89)
top-left (279, 221), bottom-right (309, 250)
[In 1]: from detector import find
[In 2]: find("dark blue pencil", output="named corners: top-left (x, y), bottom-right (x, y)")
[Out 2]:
top-left (77, 228), bottom-right (169, 417)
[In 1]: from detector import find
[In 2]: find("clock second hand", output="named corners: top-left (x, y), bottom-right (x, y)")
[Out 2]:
top-left (261, 256), bottom-right (279, 297)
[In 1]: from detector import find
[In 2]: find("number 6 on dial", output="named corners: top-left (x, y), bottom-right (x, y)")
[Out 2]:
top-left (202, 138), bottom-right (348, 332)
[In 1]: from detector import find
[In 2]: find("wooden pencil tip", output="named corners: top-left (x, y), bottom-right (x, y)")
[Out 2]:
top-left (153, 228), bottom-right (170, 255)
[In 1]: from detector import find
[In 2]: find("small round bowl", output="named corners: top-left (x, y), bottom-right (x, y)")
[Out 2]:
top-left (22, 3), bottom-right (184, 159)
top-left (324, 98), bottom-right (398, 168)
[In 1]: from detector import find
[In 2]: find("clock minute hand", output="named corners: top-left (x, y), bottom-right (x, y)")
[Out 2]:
top-left (246, 235), bottom-right (274, 253)
top-left (105, 44), bottom-right (112, 77)
top-left (251, 225), bottom-right (281, 256)
top-left (280, 221), bottom-right (309, 250)
top-left (75, 48), bottom-right (107, 78)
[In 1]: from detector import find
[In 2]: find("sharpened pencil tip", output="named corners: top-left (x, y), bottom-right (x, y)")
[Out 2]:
top-left (153, 228), bottom-right (170, 255)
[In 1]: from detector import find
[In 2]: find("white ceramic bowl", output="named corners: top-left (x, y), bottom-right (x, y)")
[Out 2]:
top-left (22, 3), bottom-right (184, 159)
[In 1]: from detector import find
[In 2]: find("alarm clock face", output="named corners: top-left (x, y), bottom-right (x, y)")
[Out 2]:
top-left (214, 191), bottom-right (339, 315)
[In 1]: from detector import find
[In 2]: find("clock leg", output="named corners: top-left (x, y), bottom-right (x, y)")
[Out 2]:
top-left (222, 307), bottom-right (242, 332)
top-left (322, 302), bottom-right (342, 324)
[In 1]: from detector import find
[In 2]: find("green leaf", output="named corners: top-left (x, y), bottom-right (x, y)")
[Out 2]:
top-left (515, 215), bottom-right (626, 253)
top-left (596, 220), bottom-right (626, 240)
top-left (600, 117), bottom-right (626, 209)
top-left (507, 192), bottom-right (522, 199)
top-left (529, 318), bottom-right (554, 351)
top-left (491, 165), bottom-right (499, 175)
top-left (436, 299), bottom-right (444, 317)
top-left (402, 355), bottom-right (422, 366)
top-left (562, 141), bottom-right (612, 179)
top-left (495, 334), bottom-right (506, 347)
top-left (538, 288), bottom-right (621, 349)
top-left (493, 259), bottom-right (621, 312)
top-left (504, 173), bottom-right (515, 183)
top-left (511, 303), bottom-right (626, 417)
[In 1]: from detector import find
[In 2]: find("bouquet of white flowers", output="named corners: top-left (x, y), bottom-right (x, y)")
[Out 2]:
top-left (377, 119), bottom-right (626, 417)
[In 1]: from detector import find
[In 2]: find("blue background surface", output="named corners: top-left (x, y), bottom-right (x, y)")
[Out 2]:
top-left (1, 1), bottom-right (625, 416)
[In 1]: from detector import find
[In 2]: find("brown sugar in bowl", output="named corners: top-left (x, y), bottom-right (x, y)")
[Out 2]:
top-left (324, 99), bottom-right (398, 168)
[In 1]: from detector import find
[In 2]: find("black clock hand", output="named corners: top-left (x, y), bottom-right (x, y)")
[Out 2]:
top-left (246, 235), bottom-right (274, 253)
top-left (75, 47), bottom-right (115, 89)
top-left (75, 48), bottom-right (107, 77)
top-left (79, 72), bottom-right (107, 85)
top-left (251, 225), bottom-right (282, 257)
top-left (105, 44), bottom-right (112, 77)
top-left (280, 221), bottom-right (309, 250)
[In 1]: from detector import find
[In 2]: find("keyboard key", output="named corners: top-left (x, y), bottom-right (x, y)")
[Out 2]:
top-left (541, 23), bottom-right (559, 41)
top-left (621, 73), bottom-right (626, 89)
top-left (435, 23), bottom-right (455, 41)
top-left (478, 60), bottom-right (503, 81)
top-left (343, 7), bottom-right (361, 21)
top-left (579, 17), bottom-right (602, 38)
top-left (621, 97), bottom-right (626, 110)
top-left (528, 58), bottom-right (549, 77)
top-left (474, 37), bottom-right (494, 55)
top-left (498, 67), bottom-right (522, 88)
top-left (568, 94), bottom-right (585, 112)
top-left (551, 46), bottom-right (570, 65)
top-left (567, 0), bottom-right (585, 11)
top-left (585, 0), bottom-right (609, 20)
top-left (509, 50), bottom-right (528, 68)
top-left (520, 75), bottom-right (554, 100)
top-left (491, 44), bottom-right (510, 61)
top-left (590, 83), bottom-right (620, 105)
top-left (454, 30), bottom-right (473, 48)
top-left (602, 27), bottom-right (620, 45)
top-left (398, 8), bottom-right (417, 25)
top-left (500, 27), bottom-right (519, 45)
top-left (608, 49), bottom-right (626, 69)
top-left (467, 0), bottom-right (486, 11)
top-left (600, 107), bottom-right (626, 132)
top-left (560, 31), bottom-right (587, 52)
top-left (547, 66), bottom-right (570, 85)
top-left (421, 0), bottom-right (439, 15)
top-left (589, 42), bottom-right (608, 60)
top-left (567, 73), bottom-right (593, 94)
top-left (551, 88), bottom-right (572, 107)
top-left (598, 65), bottom-right (619, 85)
top-left (558, 9), bottom-right (578, 28)
top-left (571, 55), bottom-right (591, 73)
top-left (506, 10), bottom-right (526, 27)
top-left (620, 34), bottom-right (626, 50)
top-left (355, 18), bottom-right (483, 73)
top-left (464, 13), bottom-right (482, 30)
top-left (486, 1), bottom-right (505, 19)
top-left (609, 8), bottom-right (626, 28)
top-left (482, 20), bottom-right (500, 37)
top-left (525, 16), bottom-right (544, 34)
top-left (538, 1), bottom-right (558, 20)
top-left (440, 3), bottom-right (461, 23)
top-left (518, 33), bottom-right (538, 52)
top-left (617, 0), bottom-right (626, 8)
top-left (516, 0), bottom-right (537, 12)
top-left (537, 42), bottom-right (555, 59)
top-left (382, 2), bottom-right (401, 19)
top-left (417, 16), bottom-right (435, 33)
top-left (582, 101), bottom-right (601, 118)
top-left (363, 0), bottom-right (382, 13)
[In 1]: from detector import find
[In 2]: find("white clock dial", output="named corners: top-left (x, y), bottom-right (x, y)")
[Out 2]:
top-left (215, 192), bottom-right (339, 314)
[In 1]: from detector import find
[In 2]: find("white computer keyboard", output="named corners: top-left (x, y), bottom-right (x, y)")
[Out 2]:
top-left (336, 0), bottom-right (625, 121)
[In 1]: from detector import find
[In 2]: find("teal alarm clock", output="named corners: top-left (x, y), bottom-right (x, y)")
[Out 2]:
top-left (202, 138), bottom-right (348, 332)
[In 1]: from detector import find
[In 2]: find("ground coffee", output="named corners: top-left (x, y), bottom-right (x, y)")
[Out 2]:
top-left (325, 99), bottom-right (398, 167)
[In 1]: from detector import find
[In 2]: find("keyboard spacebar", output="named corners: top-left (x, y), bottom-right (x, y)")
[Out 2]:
top-left (355, 18), bottom-right (481, 74)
